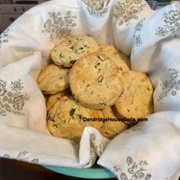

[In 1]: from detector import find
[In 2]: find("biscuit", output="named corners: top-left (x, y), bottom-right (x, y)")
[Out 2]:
top-left (47, 93), bottom-right (103, 143)
top-left (50, 36), bottom-right (99, 67)
top-left (37, 64), bottom-right (70, 94)
top-left (113, 71), bottom-right (153, 122)
top-left (46, 89), bottom-right (72, 111)
top-left (101, 106), bottom-right (128, 139)
top-left (98, 45), bottom-right (130, 71)
top-left (69, 53), bottom-right (123, 109)
top-left (46, 93), bottom-right (63, 111)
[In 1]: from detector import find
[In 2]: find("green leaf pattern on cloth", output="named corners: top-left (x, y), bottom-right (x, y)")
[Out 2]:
top-left (4, 151), bottom-right (39, 164)
top-left (113, 0), bottom-right (147, 25)
top-left (83, 133), bottom-right (106, 167)
top-left (158, 68), bottom-right (180, 103)
top-left (0, 1), bottom-right (179, 177)
top-left (131, 19), bottom-right (145, 53)
top-left (0, 79), bottom-right (29, 116)
top-left (82, 0), bottom-right (110, 16)
top-left (41, 11), bottom-right (77, 41)
top-left (155, 9), bottom-right (180, 38)
top-left (113, 156), bottom-right (152, 180)
top-left (132, 9), bottom-right (180, 53)
top-left (82, 0), bottom-right (110, 11)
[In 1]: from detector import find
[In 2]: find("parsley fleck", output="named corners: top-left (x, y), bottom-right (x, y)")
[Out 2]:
top-left (70, 60), bottom-right (76, 64)
top-left (97, 75), bottom-right (104, 83)
top-left (69, 108), bottom-right (76, 116)
top-left (59, 53), bottom-right (64, 58)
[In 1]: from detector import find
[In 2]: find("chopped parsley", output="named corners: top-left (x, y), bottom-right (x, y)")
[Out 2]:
top-left (97, 75), bottom-right (104, 83)
top-left (59, 53), bottom-right (64, 58)
top-left (69, 108), bottom-right (76, 116)
top-left (70, 60), bottom-right (76, 64)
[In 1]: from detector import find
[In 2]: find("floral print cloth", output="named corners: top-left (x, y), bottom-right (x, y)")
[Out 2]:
top-left (0, 0), bottom-right (179, 179)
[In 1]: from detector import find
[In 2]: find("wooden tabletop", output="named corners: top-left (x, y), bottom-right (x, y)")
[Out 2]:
top-left (0, 158), bottom-right (118, 180)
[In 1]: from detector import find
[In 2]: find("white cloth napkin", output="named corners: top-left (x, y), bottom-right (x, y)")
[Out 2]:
top-left (98, 111), bottom-right (180, 180)
top-left (131, 2), bottom-right (180, 112)
top-left (0, 0), bottom-right (179, 179)
top-left (0, 53), bottom-right (109, 167)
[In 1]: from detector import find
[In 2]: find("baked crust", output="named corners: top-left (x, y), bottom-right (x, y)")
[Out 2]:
top-left (100, 106), bottom-right (128, 139)
top-left (37, 64), bottom-right (70, 94)
top-left (69, 53), bottom-right (123, 109)
top-left (47, 93), bottom-right (103, 143)
top-left (98, 45), bottom-right (131, 71)
top-left (113, 71), bottom-right (154, 122)
top-left (50, 35), bottom-right (99, 67)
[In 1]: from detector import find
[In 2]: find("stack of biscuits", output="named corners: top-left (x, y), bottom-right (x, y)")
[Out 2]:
top-left (37, 35), bottom-right (154, 143)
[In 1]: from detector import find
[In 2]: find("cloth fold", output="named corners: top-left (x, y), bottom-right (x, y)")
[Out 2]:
top-left (98, 111), bottom-right (180, 180)
top-left (0, 0), bottom-right (179, 179)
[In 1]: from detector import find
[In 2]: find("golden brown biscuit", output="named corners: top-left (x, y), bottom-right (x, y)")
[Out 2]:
top-left (46, 93), bottom-right (63, 111)
top-left (46, 89), bottom-right (72, 111)
top-left (113, 71), bottom-right (153, 122)
top-left (39, 37), bottom-right (154, 142)
top-left (101, 106), bottom-right (128, 139)
top-left (37, 64), bottom-right (70, 95)
top-left (47, 93), bottom-right (103, 143)
top-left (98, 45), bottom-right (131, 71)
top-left (51, 36), bottom-right (99, 67)
top-left (69, 53), bottom-right (123, 109)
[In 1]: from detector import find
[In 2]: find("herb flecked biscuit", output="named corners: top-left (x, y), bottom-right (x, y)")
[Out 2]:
top-left (46, 88), bottom-right (72, 111)
top-left (98, 45), bottom-right (131, 71)
top-left (101, 106), bottom-right (128, 139)
top-left (113, 71), bottom-right (153, 121)
top-left (37, 64), bottom-right (70, 95)
top-left (69, 53), bottom-right (123, 109)
top-left (47, 93), bottom-right (103, 143)
top-left (46, 93), bottom-right (63, 111)
top-left (50, 36), bottom-right (99, 67)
